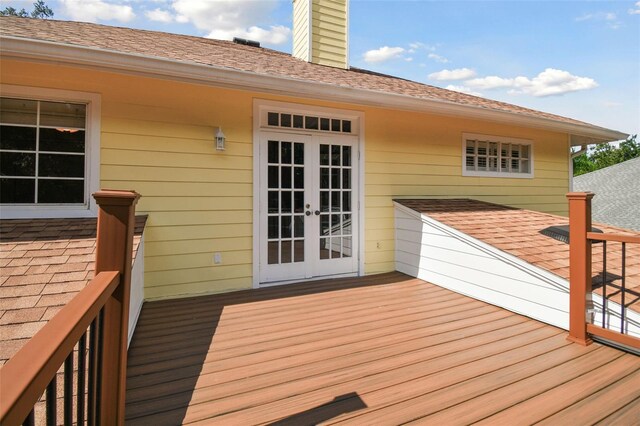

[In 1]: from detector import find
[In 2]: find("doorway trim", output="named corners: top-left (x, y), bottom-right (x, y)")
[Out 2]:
top-left (252, 99), bottom-right (365, 288)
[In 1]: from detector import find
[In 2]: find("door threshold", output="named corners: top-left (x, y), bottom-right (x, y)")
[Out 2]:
top-left (259, 272), bottom-right (359, 288)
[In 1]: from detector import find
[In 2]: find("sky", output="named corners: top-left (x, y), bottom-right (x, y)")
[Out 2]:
top-left (2, 0), bottom-right (639, 138)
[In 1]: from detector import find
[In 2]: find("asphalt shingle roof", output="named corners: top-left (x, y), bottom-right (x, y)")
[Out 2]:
top-left (0, 216), bottom-right (147, 365)
top-left (395, 198), bottom-right (640, 316)
top-left (573, 157), bottom-right (640, 232)
top-left (0, 16), bottom-right (618, 133)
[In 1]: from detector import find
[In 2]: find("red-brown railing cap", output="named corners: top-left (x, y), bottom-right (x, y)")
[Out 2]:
top-left (566, 192), bottom-right (595, 200)
top-left (93, 190), bottom-right (141, 206)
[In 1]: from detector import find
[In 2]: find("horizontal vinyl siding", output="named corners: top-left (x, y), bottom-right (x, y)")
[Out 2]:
top-left (2, 59), bottom-right (572, 299)
top-left (363, 108), bottom-right (570, 274)
top-left (311, 0), bottom-right (347, 68)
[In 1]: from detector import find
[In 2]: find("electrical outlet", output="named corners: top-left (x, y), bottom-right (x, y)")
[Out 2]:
top-left (214, 253), bottom-right (222, 264)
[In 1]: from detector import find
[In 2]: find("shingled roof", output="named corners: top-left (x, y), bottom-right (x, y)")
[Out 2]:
top-left (395, 199), bottom-right (640, 315)
top-left (0, 216), bottom-right (146, 365)
top-left (574, 157), bottom-right (640, 232)
top-left (0, 16), bottom-right (626, 141)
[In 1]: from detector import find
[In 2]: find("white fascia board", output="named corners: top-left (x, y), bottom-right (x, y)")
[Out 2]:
top-left (0, 36), bottom-right (628, 143)
top-left (393, 201), bottom-right (570, 291)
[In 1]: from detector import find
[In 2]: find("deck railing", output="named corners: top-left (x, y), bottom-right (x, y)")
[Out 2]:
top-left (567, 192), bottom-right (640, 351)
top-left (0, 190), bottom-right (140, 426)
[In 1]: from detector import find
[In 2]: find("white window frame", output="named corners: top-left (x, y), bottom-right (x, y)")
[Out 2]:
top-left (0, 84), bottom-right (101, 218)
top-left (461, 132), bottom-right (534, 179)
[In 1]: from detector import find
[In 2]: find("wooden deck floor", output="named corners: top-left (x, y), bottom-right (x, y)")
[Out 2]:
top-left (125, 272), bottom-right (640, 425)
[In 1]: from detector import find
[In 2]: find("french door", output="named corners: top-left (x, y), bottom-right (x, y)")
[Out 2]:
top-left (259, 131), bottom-right (359, 284)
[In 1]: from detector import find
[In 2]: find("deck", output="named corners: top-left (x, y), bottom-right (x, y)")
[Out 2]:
top-left (125, 272), bottom-right (640, 425)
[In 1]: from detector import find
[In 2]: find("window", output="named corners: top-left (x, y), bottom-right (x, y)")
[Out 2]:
top-left (266, 111), bottom-right (354, 134)
top-left (462, 133), bottom-right (533, 178)
top-left (0, 85), bottom-right (100, 218)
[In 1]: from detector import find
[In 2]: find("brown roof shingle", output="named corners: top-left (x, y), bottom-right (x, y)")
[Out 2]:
top-left (0, 16), bottom-right (620, 134)
top-left (0, 216), bottom-right (147, 365)
top-left (395, 199), bottom-right (640, 315)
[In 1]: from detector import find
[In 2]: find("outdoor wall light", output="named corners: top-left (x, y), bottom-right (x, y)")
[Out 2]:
top-left (215, 127), bottom-right (226, 151)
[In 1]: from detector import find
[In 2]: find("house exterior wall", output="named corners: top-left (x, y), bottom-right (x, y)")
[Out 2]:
top-left (0, 59), bottom-right (570, 299)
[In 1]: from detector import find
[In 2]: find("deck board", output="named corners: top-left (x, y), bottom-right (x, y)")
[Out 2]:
top-left (125, 272), bottom-right (640, 425)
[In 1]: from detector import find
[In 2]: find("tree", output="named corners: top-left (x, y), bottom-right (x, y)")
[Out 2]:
top-left (573, 134), bottom-right (639, 176)
top-left (1, 1), bottom-right (53, 18)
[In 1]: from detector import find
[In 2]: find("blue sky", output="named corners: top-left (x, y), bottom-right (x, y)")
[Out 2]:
top-left (3, 0), bottom-right (639, 137)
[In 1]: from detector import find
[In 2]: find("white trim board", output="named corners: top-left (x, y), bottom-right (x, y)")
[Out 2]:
top-left (0, 84), bottom-right (101, 219)
top-left (252, 99), bottom-right (365, 288)
top-left (393, 202), bottom-right (640, 338)
top-left (0, 36), bottom-right (626, 143)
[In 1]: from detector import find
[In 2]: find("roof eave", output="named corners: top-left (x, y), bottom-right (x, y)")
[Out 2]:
top-left (0, 36), bottom-right (628, 143)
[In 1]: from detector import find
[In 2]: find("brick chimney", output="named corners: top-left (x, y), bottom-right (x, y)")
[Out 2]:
top-left (292, 0), bottom-right (348, 69)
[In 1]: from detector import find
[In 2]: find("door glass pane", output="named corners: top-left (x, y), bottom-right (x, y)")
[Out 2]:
top-left (281, 142), bottom-right (292, 164)
top-left (294, 191), bottom-right (304, 213)
top-left (294, 167), bottom-right (304, 189)
top-left (331, 238), bottom-right (341, 258)
top-left (281, 191), bottom-right (291, 213)
top-left (268, 216), bottom-right (279, 239)
top-left (294, 216), bottom-right (304, 237)
top-left (294, 143), bottom-right (304, 164)
top-left (342, 169), bottom-right (351, 189)
top-left (343, 214), bottom-right (352, 235)
top-left (320, 168), bottom-right (329, 189)
top-left (268, 241), bottom-right (279, 264)
top-left (342, 146), bottom-right (351, 166)
top-left (268, 140), bottom-right (279, 163)
top-left (268, 191), bottom-right (279, 213)
top-left (268, 166), bottom-right (278, 188)
top-left (342, 192), bottom-right (351, 212)
top-left (281, 216), bottom-right (292, 238)
top-left (294, 240), bottom-right (304, 262)
top-left (342, 237), bottom-right (352, 258)
top-left (320, 145), bottom-right (329, 165)
top-left (331, 145), bottom-right (340, 166)
top-left (320, 238), bottom-right (330, 259)
top-left (320, 191), bottom-right (329, 212)
top-left (331, 191), bottom-right (340, 211)
top-left (331, 168), bottom-right (340, 189)
top-left (320, 214), bottom-right (330, 236)
top-left (281, 241), bottom-right (292, 263)
top-left (281, 166), bottom-right (291, 188)
top-left (331, 214), bottom-right (340, 235)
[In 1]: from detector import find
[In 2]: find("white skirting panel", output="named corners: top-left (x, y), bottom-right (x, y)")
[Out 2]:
top-left (394, 202), bottom-right (639, 338)
top-left (128, 233), bottom-right (145, 347)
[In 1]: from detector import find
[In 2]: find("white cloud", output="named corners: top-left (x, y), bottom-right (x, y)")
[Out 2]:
top-left (208, 25), bottom-right (291, 45)
top-left (465, 76), bottom-right (515, 89)
top-left (445, 85), bottom-right (483, 97)
top-left (429, 68), bottom-right (477, 81)
top-left (145, 8), bottom-right (173, 23)
top-left (630, 1), bottom-right (640, 14)
top-left (466, 68), bottom-right (597, 97)
top-left (170, 0), bottom-right (290, 45)
top-left (363, 46), bottom-right (405, 63)
top-left (60, 0), bottom-right (135, 23)
top-left (575, 11), bottom-right (622, 29)
top-left (428, 53), bottom-right (449, 63)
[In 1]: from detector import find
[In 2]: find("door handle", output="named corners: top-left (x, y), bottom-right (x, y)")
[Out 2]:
top-left (305, 211), bottom-right (311, 216)
top-left (314, 210), bottom-right (320, 216)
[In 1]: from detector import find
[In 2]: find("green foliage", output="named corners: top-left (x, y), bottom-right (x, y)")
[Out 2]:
top-left (1, 1), bottom-right (53, 18)
top-left (573, 134), bottom-right (639, 176)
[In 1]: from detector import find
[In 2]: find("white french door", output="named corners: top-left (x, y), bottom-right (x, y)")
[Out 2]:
top-left (258, 131), bottom-right (359, 284)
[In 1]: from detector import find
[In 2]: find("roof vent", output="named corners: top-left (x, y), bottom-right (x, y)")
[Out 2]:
top-left (233, 37), bottom-right (260, 48)
top-left (539, 225), bottom-right (603, 244)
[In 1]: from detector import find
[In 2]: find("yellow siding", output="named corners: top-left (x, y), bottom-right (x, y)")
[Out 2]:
top-left (311, 0), bottom-right (348, 68)
top-left (0, 59), bottom-right (570, 298)
top-left (292, 0), bottom-right (310, 61)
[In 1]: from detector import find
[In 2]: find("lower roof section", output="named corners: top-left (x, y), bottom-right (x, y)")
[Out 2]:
top-left (0, 215), bottom-right (147, 365)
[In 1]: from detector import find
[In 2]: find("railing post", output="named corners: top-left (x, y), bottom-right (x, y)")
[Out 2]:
top-left (566, 192), bottom-right (594, 346)
top-left (93, 190), bottom-right (140, 425)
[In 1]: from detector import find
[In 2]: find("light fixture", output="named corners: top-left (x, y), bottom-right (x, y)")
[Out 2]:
top-left (215, 127), bottom-right (226, 151)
